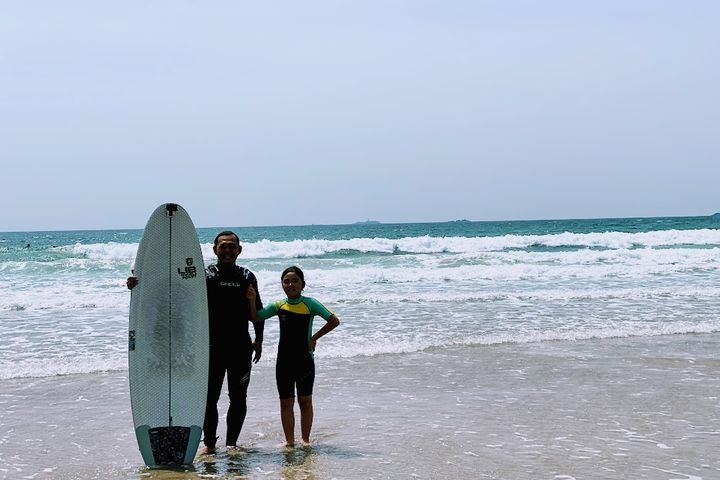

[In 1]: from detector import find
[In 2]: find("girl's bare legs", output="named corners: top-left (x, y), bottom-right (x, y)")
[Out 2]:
top-left (298, 395), bottom-right (313, 446)
top-left (280, 397), bottom-right (296, 446)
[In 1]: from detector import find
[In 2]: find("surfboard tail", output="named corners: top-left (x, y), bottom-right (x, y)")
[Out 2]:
top-left (134, 425), bottom-right (203, 466)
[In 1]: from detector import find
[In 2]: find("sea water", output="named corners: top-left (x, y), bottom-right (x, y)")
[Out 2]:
top-left (2, 215), bottom-right (719, 381)
top-left (1, 216), bottom-right (719, 479)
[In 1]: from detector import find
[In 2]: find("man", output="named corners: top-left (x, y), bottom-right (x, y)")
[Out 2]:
top-left (127, 230), bottom-right (264, 454)
top-left (201, 230), bottom-right (264, 453)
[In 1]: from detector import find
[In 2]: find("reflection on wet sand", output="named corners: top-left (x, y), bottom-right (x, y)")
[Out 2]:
top-left (281, 445), bottom-right (316, 480)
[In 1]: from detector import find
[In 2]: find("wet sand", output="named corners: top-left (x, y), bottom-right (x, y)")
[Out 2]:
top-left (1, 333), bottom-right (719, 480)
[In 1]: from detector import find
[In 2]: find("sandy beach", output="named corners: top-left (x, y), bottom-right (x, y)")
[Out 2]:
top-left (2, 333), bottom-right (719, 480)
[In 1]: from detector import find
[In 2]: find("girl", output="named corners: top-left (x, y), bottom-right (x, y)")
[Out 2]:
top-left (248, 266), bottom-right (340, 447)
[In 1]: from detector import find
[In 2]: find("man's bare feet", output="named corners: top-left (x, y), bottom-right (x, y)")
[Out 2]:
top-left (199, 446), bottom-right (216, 455)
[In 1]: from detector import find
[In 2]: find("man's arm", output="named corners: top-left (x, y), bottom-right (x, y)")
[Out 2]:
top-left (246, 283), bottom-right (264, 363)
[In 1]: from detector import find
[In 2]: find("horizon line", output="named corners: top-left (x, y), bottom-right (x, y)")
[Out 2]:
top-left (1, 212), bottom-right (717, 235)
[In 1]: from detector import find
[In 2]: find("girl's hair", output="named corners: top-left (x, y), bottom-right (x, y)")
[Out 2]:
top-left (281, 265), bottom-right (305, 287)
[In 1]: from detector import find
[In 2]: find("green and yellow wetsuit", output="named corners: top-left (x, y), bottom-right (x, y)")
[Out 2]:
top-left (258, 296), bottom-right (333, 398)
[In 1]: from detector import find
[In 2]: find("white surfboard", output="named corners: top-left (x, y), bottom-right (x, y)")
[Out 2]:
top-left (128, 203), bottom-right (209, 466)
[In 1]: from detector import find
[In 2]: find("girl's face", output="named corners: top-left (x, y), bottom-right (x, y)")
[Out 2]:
top-left (282, 272), bottom-right (304, 299)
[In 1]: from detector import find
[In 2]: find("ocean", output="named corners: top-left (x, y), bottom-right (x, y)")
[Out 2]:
top-left (1, 215), bottom-right (719, 479)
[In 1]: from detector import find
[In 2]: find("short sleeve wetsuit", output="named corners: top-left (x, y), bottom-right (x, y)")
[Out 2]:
top-left (257, 296), bottom-right (334, 399)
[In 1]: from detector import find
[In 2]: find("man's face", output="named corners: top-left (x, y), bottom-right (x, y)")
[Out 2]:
top-left (213, 235), bottom-right (240, 264)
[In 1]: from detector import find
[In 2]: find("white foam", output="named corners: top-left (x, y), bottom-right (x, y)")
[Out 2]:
top-left (0, 353), bottom-right (126, 380)
top-left (0, 280), bottom-right (128, 312)
top-left (238, 229), bottom-right (720, 258)
top-left (50, 228), bottom-right (720, 262)
top-left (312, 319), bottom-right (720, 359)
top-left (3, 308), bottom-right (718, 379)
top-left (3, 245), bottom-right (720, 311)
top-left (319, 286), bottom-right (720, 305)
top-left (250, 246), bottom-right (720, 294)
top-left (61, 242), bottom-right (138, 262)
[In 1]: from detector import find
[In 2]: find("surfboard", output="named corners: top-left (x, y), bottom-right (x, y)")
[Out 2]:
top-left (128, 203), bottom-right (209, 466)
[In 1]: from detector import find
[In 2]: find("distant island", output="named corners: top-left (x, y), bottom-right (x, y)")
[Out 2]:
top-left (354, 219), bottom-right (381, 225)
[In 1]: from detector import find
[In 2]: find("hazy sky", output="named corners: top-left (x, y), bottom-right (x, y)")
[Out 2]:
top-left (2, 1), bottom-right (719, 231)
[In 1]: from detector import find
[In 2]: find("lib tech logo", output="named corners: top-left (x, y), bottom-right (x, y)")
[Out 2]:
top-left (178, 257), bottom-right (197, 279)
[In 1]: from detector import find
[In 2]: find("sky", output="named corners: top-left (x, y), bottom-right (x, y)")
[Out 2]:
top-left (2, 1), bottom-right (719, 231)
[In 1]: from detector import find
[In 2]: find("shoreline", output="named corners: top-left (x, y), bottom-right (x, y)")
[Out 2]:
top-left (2, 333), bottom-right (719, 479)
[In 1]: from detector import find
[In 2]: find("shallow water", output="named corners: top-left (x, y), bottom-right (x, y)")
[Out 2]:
top-left (2, 334), bottom-right (719, 480)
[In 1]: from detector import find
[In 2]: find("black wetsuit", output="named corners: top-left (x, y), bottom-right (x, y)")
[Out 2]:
top-left (203, 263), bottom-right (263, 448)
